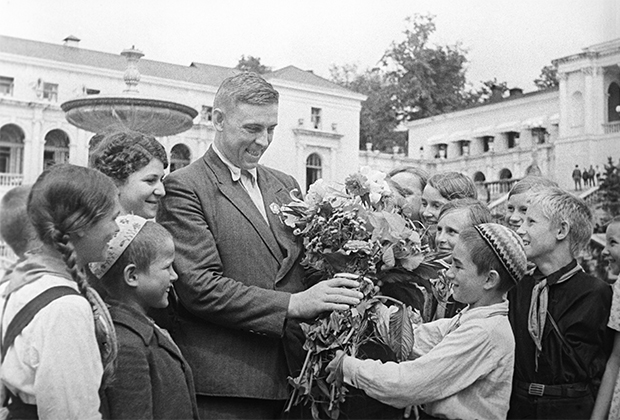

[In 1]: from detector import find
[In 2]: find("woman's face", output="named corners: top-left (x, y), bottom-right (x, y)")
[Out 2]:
top-left (421, 185), bottom-right (448, 225)
top-left (118, 159), bottom-right (166, 219)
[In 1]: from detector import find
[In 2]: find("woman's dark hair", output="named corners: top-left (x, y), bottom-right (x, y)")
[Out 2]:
top-left (89, 130), bottom-right (168, 185)
top-left (100, 221), bottom-right (173, 298)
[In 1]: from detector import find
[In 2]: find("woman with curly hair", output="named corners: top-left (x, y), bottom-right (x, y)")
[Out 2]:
top-left (90, 131), bottom-right (168, 219)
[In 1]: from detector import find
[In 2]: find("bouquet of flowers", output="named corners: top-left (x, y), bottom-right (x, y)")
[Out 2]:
top-left (271, 167), bottom-right (447, 419)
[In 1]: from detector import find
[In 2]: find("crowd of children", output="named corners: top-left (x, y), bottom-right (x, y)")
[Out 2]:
top-left (0, 157), bottom-right (618, 419)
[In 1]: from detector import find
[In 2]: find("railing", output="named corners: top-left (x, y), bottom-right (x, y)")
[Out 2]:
top-left (482, 178), bottom-right (520, 199)
top-left (579, 185), bottom-right (602, 206)
top-left (603, 121), bottom-right (620, 134)
top-left (0, 173), bottom-right (24, 187)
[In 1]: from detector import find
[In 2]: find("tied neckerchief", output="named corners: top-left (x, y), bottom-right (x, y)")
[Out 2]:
top-left (527, 263), bottom-right (583, 371)
top-left (240, 169), bottom-right (269, 224)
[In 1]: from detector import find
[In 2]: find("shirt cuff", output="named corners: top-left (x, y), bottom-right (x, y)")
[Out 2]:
top-left (342, 355), bottom-right (362, 387)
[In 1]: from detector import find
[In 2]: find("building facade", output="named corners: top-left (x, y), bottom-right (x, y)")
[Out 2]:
top-left (0, 35), bottom-right (365, 197)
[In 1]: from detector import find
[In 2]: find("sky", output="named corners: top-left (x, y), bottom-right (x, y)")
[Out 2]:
top-left (1, 0), bottom-right (618, 92)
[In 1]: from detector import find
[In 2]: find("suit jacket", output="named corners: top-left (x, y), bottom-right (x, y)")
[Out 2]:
top-left (158, 146), bottom-right (305, 400)
top-left (103, 301), bottom-right (199, 419)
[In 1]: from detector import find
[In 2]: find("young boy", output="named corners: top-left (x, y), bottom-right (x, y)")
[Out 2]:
top-left (508, 187), bottom-right (613, 419)
top-left (328, 223), bottom-right (527, 419)
top-left (90, 215), bottom-right (199, 419)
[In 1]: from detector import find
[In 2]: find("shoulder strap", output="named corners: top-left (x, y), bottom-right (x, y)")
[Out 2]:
top-left (546, 310), bottom-right (588, 375)
top-left (1, 286), bottom-right (80, 362)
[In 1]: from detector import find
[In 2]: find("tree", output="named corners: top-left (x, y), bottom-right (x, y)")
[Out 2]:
top-left (599, 156), bottom-right (620, 218)
top-left (534, 64), bottom-right (559, 90)
top-left (235, 55), bottom-right (271, 74)
top-left (381, 14), bottom-right (470, 121)
top-left (330, 64), bottom-right (403, 152)
top-left (464, 79), bottom-right (509, 105)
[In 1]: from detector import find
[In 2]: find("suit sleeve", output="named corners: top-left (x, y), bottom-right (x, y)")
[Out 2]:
top-left (158, 171), bottom-right (291, 337)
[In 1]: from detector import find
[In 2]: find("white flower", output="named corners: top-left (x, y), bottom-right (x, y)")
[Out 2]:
top-left (359, 166), bottom-right (391, 204)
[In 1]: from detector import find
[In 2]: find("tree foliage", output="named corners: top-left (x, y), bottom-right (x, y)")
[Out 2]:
top-left (464, 79), bottom-right (509, 105)
top-left (381, 14), bottom-right (470, 121)
top-left (236, 55), bottom-right (271, 74)
top-left (600, 156), bottom-right (620, 218)
top-left (534, 64), bottom-right (559, 90)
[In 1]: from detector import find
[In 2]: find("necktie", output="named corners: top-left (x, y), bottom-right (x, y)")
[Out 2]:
top-left (240, 170), bottom-right (269, 224)
top-left (527, 264), bottom-right (583, 370)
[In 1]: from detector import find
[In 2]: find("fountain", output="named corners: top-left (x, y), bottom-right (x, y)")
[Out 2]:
top-left (61, 46), bottom-right (198, 136)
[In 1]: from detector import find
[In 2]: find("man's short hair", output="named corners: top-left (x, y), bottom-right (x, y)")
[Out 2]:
top-left (213, 72), bottom-right (279, 112)
top-left (0, 185), bottom-right (38, 257)
top-left (528, 187), bottom-right (593, 257)
top-left (388, 166), bottom-right (429, 194)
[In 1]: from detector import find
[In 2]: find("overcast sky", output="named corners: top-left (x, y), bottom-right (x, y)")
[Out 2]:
top-left (1, 0), bottom-right (617, 92)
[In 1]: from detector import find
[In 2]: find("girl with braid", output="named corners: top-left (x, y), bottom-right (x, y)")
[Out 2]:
top-left (0, 164), bottom-right (121, 419)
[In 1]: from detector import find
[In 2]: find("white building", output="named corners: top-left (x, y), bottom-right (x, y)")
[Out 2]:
top-left (0, 34), bottom-right (365, 196)
top-left (400, 38), bottom-right (620, 193)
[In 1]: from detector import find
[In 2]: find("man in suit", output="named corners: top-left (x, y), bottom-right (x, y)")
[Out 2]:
top-left (158, 72), bottom-right (363, 419)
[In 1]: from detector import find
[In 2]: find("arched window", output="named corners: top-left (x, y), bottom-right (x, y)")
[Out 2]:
top-left (570, 91), bottom-right (585, 127)
top-left (170, 143), bottom-right (192, 172)
top-left (473, 171), bottom-right (486, 182)
top-left (306, 153), bottom-right (322, 190)
top-left (43, 129), bottom-right (70, 169)
top-left (499, 168), bottom-right (512, 180)
top-left (608, 82), bottom-right (620, 122)
top-left (0, 124), bottom-right (25, 174)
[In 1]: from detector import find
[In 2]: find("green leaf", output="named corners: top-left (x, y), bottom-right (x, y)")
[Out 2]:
top-left (388, 305), bottom-right (415, 362)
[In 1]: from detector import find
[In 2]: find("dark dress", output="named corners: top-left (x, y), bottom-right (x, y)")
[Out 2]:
top-left (102, 300), bottom-right (199, 419)
top-left (507, 260), bottom-right (613, 419)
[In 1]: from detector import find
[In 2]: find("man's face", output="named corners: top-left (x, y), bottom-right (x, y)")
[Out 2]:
top-left (214, 102), bottom-right (278, 170)
top-left (390, 172), bottom-right (423, 220)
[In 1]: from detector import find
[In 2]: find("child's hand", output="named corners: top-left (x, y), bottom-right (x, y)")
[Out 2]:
top-left (326, 350), bottom-right (346, 387)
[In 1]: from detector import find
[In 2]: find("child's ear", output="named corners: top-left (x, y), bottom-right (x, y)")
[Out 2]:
top-left (123, 264), bottom-right (139, 288)
top-left (556, 220), bottom-right (570, 241)
top-left (484, 270), bottom-right (501, 291)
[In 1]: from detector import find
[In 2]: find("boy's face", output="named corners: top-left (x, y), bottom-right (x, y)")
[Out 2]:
top-left (436, 209), bottom-right (470, 253)
top-left (505, 193), bottom-right (528, 231)
top-left (603, 222), bottom-right (620, 275)
top-left (135, 238), bottom-right (178, 310)
top-left (517, 203), bottom-right (558, 263)
top-left (446, 239), bottom-right (488, 309)
top-left (421, 185), bottom-right (448, 225)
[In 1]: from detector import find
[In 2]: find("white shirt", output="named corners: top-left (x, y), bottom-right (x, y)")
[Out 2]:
top-left (212, 144), bottom-right (269, 223)
top-left (343, 301), bottom-right (515, 420)
top-left (0, 274), bottom-right (103, 420)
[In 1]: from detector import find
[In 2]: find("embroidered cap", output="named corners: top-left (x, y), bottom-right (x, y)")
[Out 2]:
top-left (474, 223), bottom-right (527, 284)
top-left (89, 214), bottom-right (148, 279)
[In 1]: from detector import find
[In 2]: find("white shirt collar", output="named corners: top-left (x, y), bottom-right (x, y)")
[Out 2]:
top-left (212, 143), bottom-right (258, 182)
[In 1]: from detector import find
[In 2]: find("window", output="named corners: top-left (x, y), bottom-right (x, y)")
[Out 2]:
top-left (311, 107), bottom-right (322, 130)
top-left (507, 132), bottom-right (519, 149)
top-left (85, 88), bottom-right (100, 95)
top-left (608, 83), bottom-right (620, 122)
top-left (170, 144), bottom-right (192, 172)
top-left (201, 105), bottom-right (213, 123)
top-left (0, 77), bottom-right (14, 96)
top-left (306, 153), bottom-right (322, 190)
top-left (42, 83), bottom-right (58, 101)
top-left (532, 127), bottom-right (548, 144)
top-left (43, 129), bottom-right (70, 168)
top-left (482, 136), bottom-right (494, 152)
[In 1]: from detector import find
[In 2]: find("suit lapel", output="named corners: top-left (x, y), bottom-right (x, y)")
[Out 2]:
top-left (258, 167), bottom-right (304, 283)
top-left (205, 148), bottom-right (284, 264)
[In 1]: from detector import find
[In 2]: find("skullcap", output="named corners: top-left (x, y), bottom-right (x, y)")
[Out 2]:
top-left (474, 223), bottom-right (527, 284)
top-left (89, 214), bottom-right (147, 279)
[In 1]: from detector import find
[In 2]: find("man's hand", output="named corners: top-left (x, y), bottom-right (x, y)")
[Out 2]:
top-left (287, 277), bottom-right (363, 319)
top-left (326, 350), bottom-right (346, 387)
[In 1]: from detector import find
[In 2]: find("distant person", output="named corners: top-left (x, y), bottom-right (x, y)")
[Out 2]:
top-left (588, 165), bottom-right (596, 187)
top-left (582, 167), bottom-right (590, 189)
top-left (572, 165), bottom-right (582, 190)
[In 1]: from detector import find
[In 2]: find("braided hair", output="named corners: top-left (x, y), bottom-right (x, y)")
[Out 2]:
top-left (28, 163), bottom-right (119, 385)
